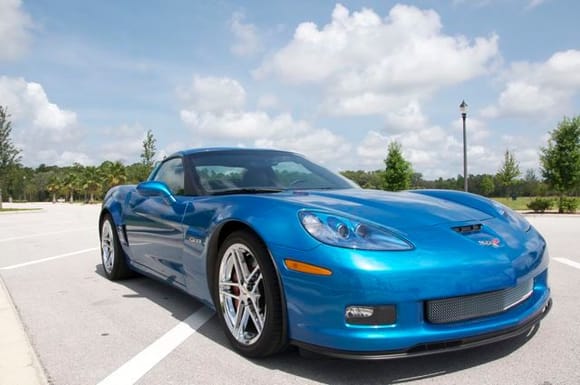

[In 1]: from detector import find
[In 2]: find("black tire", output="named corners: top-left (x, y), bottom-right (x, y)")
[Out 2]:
top-left (213, 230), bottom-right (286, 358)
top-left (99, 214), bottom-right (133, 280)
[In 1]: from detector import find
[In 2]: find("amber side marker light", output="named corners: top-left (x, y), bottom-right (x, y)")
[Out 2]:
top-left (284, 259), bottom-right (332, 276)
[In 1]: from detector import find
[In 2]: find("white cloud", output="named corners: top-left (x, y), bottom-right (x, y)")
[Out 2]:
top-left (0, 77), bottom-right (78, 143)
top-left (229, 12), bottom-right (263, 57)
top-left (483, 49), bottom-right (580, 118)
top-left (356, 127), bottom-right (508, 179)
top-left (256, 4), bottom-right (499, 115)
top-left (177, 75), bottom-right (246, 113)
top-left (98, 123), bottom-right (147, 164)
top-left (34, 150), bottom-right (93, 167)
top-left (0, 0), bottom-right (33, 61)
top-left (178, 75), bottom-right (351, 165)
top-left (356, 103), bottom-right (463, 177)
top-left (527, 0), bottom-right (546, 9)
top-left (257, 94), bottom-right (279, 110)
top-left (0, 76), bottom-right (85, 165)
top-left (384, 102), bottom-right (428, 132)
top-left (353, 102), bottom-right (518, 178)
top-left (451, 116), bottom-right (490, 142)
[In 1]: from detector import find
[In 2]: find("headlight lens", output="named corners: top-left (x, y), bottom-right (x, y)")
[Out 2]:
top-left (299, 211), bottom-right (413, 251)
top-left (491, 200), bottom-right (531, 232)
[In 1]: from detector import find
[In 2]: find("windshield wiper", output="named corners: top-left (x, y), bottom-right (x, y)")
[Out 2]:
top-left (209, 188), bottom-right (283, 196)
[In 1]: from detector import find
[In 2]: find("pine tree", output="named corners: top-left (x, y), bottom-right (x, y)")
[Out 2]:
top-left (496, 149), bottom-right (520, 197)
top-left (383, 141), bottom-right (413, 191)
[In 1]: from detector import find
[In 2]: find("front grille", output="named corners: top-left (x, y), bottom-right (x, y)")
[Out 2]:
top-left (426, 279), bottom-right (534, 324)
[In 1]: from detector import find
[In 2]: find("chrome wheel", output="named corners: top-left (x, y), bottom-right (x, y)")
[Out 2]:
top-left (218, 243), bottom-right (265, 346)
top-left (101, 219), bottom-right (115, 274)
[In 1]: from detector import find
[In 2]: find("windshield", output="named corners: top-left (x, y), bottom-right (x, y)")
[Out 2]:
top-left (188, 150), bottom-right (357, 195)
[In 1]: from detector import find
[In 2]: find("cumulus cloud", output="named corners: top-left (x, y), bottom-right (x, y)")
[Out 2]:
top-left (352, 101), bottom-right (516, 178)
top-left (482, 49), bottom-right (580, 118)
top-left (178, 75), bottom-right (351, 164)
top-left (0, 76), bottom-right (89, 165)
top-left (256, 4), bottom-right (499, 115)
top-left (0, 0), bottom-right (33, 61)
top-left (356, 128), bottom-right (503, 178)
top-left (34, 150), bottom-right (93, 167)
top-left (257, 94), bottom-right (279, 110)
top-left (356, 102), bottom-right (459, 176)
top-left (229, 12), bottom-right (263, 57)
top-left (178, 75), bottom-right (246, 113)
top-left (0, 76), bottom-right (78, 141)
top-left (98, 123), bottom-right (149, 164)
top-left (527, 0), bottom-right (546, 9)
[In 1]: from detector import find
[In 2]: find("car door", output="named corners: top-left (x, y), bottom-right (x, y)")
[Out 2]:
top-left (125, 157), bottom-right (189, 288)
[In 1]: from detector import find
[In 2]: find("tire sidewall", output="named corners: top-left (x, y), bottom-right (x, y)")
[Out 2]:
top-left (100, 215), bottom-right (125, 280)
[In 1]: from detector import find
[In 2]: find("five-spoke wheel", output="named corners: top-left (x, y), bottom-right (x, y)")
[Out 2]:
top-left (219, 243), bottom-right (266, 345)
top-left (214, 230), bottom-right (285, 357)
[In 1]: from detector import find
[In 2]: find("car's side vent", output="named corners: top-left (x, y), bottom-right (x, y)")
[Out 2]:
top-left (452, 224), bottom-right (482, 234)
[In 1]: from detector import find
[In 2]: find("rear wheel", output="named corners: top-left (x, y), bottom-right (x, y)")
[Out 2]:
top-left (100, 214), bottom-right (133, 280)
top-left (214, 230), bottom-right (285, 358)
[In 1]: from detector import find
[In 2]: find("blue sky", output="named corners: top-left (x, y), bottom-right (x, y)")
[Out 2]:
top-left (0, 0), bottom-right (579, 178)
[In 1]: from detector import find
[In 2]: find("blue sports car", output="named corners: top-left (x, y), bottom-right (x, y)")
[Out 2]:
top-left (99, 148), bottom-right (551, 359)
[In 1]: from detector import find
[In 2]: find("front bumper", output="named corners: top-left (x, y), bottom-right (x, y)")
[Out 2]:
top-left (271, 223), bottom-right (551, 355)
top-left (293, 297), bottom-right (551, 359)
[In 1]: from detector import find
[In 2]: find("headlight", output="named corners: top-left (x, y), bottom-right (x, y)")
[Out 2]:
top-left (298, 211), bottom-right (413, 251)
top-left (491, 200), bottom-right (531, 232)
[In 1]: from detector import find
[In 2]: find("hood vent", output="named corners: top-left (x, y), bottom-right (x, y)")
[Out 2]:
top-left (452, 224), bottom-right (482, 234)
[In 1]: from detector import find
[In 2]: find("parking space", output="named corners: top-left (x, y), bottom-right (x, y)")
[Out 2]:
top-left (1, 204), bottom-right (579, 385)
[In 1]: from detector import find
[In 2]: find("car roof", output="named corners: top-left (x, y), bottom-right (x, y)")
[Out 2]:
top-left (170, 147), bottom-right (301, 158)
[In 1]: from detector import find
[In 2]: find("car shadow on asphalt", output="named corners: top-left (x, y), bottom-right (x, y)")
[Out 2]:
top-left (94, 265), bottom-right (540, 385)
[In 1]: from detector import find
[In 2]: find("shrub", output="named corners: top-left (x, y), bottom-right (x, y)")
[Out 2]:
top-left (527, 198), bottom-right (553, 212)
top-left (560, 197), bottom-right (578, 213)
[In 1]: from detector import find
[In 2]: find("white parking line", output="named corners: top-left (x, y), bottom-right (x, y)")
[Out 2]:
top-left (0, 227), bottom-right (94, 243)
top-left (0, 248), bottom-right (98, 270)
top-left (96, 307), bottom-right (215, 385)
top-left (554, 257), bottom-right (580, 270)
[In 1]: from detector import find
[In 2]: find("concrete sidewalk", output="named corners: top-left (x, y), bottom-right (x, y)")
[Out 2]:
top-left (0, 277), bottom-right (48, 385)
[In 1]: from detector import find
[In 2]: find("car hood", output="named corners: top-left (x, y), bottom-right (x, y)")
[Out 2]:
top-left (272, 189), bottom-right (493, 231)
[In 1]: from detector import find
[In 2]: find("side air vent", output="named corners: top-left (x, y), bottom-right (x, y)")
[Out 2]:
top-left (452, 224), bottom-right (482, 234)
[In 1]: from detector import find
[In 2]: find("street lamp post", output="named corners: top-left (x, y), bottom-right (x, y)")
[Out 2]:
top-left (459, 100), bottom-right (468, 192)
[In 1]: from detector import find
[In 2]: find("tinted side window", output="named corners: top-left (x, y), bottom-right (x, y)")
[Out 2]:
top-left (152, 158), bottom-right (185, 195)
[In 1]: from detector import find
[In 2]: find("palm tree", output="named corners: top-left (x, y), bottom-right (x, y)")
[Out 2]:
top-left (63, 163), bottom-right (84, 202)
top-left (62, 173), bottom-right (77, 202)
top-left (82, 166), bottom-right (101, 203)
top-left (100, 161), bottom-right (127, 192)
top-left (47, 176), bottom-right (63, 203)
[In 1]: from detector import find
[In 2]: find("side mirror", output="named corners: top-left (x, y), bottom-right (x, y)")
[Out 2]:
top-left (136, 181), bottom-right (177, 204)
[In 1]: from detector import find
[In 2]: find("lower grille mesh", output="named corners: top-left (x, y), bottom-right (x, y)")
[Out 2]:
top-left (426, 280), bottom-right (533, 324)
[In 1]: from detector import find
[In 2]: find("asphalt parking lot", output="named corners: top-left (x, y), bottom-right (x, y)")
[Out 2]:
top-left (1, 203), bottom-right (579, 385)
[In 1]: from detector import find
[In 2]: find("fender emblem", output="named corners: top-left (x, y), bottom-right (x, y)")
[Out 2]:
top-left (478, 238), bottom-right (501, 247)
top-left (187, 236), bottom-right (203, 245)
